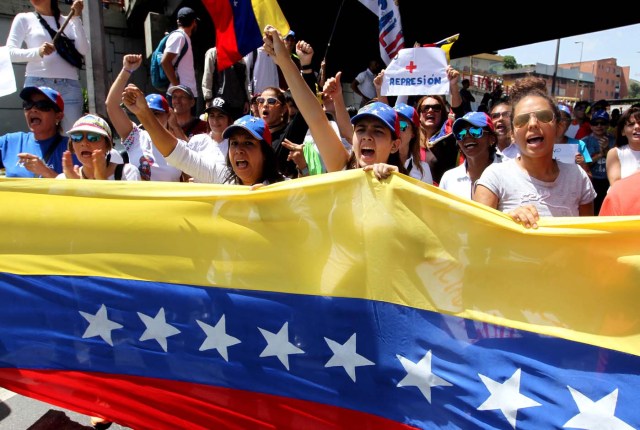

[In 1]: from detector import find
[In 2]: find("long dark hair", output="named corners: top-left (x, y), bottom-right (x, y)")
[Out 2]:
top-left (223, 140), bottom-right (286, 185)
top-left (615, 107), bottom-right (640, 148)
top-left (51, 0), bottom-right (61, 24)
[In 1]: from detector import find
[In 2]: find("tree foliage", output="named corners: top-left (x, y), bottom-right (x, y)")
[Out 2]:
top-left (503, 56), bottom-right (520, 70)
top-left (628, 82), bottom-right (640, 99)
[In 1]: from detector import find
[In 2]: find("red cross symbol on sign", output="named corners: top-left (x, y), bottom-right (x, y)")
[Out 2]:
top-left (405, 61), bottom-right (417, 73)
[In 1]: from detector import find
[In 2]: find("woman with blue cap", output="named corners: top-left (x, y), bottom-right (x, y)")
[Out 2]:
top-left (0, 86), bottom-right (68, 177)
top-left (121, 83), bottom-right (286, 186)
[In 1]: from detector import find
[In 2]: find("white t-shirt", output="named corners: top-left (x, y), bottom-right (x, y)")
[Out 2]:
top-left (165, 139), bottom-right (230, 184)
top-left (477, 158), bottom-right (596, 217)
top-left (245, 48), bottom-right (279, 95)
top-left (122, 124), bottom-right (182, 182)
top-left (618, 144), bottom-right (640, 179)
top-left (405, 158), bottom-right (433, 185)
top-left (56, 164), bottom-right (141, 181)
top-left (183, 133), bottom-right (228, 183)
top-left (7, 12), bottom-right (90, 80)
top-left (439, 163), bottom-right (473, 199)
top-left (165, 30), bottom-right (197, 97)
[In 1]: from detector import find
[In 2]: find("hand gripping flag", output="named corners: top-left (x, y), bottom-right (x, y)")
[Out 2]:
top-left (358, 0), bottom-right (404, 64)
top-left (0, 172), bottom-right (640, 429)
top-left (202, 0), bottom-right (289, 70)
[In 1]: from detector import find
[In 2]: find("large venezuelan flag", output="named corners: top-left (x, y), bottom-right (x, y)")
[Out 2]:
top-left (1, 171), bottom-right (640, 429)
top-left (202, 0), bottom-right (289, 70)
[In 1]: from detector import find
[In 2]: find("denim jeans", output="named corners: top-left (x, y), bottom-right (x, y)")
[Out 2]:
top-left (24, 77), bottom-right (83, 134)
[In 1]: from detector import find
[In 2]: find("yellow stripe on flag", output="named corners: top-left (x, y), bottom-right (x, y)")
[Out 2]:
top-left (251, 0), bottom-right (289, 36)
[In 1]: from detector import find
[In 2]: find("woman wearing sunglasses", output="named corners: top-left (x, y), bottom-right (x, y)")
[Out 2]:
top-left (473, 77), bottom-right (596, 228)
top-left (1, 86), bottom-right (69, 178)
top-left (440, 112), bottom-right (497, 199)
top-left (393, 103), bottom-right (432, 184)
top-left (57, 114), bottom-right (140, 180)
top-left (415, 74), bottom-right (464, 185)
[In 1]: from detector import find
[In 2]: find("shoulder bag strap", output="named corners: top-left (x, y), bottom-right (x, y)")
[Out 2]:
top-left (34, 12), bottom-right (57, 39)
top-left (43, 134), bottom-right (63, 165)
top-left (114, 163), bottom-right (124, 180)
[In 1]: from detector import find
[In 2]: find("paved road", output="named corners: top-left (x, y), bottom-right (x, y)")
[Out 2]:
top-left (0, 388), bottom-right (131, 429)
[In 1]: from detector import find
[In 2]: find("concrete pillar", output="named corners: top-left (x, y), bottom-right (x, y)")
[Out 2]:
top-left (84, 0), bottom-right (108, 116)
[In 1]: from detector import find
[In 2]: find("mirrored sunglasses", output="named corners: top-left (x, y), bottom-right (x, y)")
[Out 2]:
top-left (513, 109), bottom-right (555, 128)
top-left (23, 100), bottom-right (57, 112)
top-left (399, 120), bottom-right (409, 132)
top-left (419, 103), bottom-right (442, 113)
top-left (454, 126), bottom-right (484, 141)
top-left (256, 97), bottom-right (279, 106)
top-left (69, 132), bottom-right (103, 143)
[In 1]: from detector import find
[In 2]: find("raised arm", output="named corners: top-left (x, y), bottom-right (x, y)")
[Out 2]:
top-left (105, 54), bottom-right (141, 141)
top-left (323, 72), bottom-right (353, 145)
top-left (121, 84), bottom-right (177, 157)
top-left (263, 26), bottom-right (348, 171)
top-left (448, 66), bottom-right (462, 109)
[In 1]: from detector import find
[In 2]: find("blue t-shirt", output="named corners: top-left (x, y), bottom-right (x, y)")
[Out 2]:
top-left (0, 132), bottom-right (68, 177)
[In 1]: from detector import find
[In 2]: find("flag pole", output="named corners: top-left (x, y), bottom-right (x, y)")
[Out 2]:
top-left (322, 0), bottom-right (346, 62)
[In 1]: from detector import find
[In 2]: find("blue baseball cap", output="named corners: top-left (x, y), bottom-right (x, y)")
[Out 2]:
top-left (222, 115), bottom-right (272, 145)
top-left (146, 94), bottom-right (170, 113)
top-left (20, 86), bottom-right (64, 112)
top-left (591, 110), bottom-right (610, 123)
top-left (394, 103), bottom-right (419, 131)
top-left (452, 112), bottom-right (494, 138)
top-left (557, 104), bottom-right (572, 117)
top-left (285, 30), bottom-right (296, 39)
top-left (350, 102), bottom-right (400, 139)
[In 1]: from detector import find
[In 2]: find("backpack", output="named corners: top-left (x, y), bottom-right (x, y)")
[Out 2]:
top-left (150, 30), bottom-right (189, 90)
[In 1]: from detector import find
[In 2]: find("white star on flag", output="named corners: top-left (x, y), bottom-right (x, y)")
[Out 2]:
top-left (258, 322), bottom-right (304, 370)
top-left (396, 350), bottom-right (452, 403)
top-left (197, 315), bottom-right (241, 362)
top-left (324, 333), bottom-right (374, 382)
top-left (137, 307), bottom-right (181, 352)
top-left (477, 368), bottom-right (541, 429)
top-left (79, 304), bottom-right (123, 346)
top-left (563, 387), bottom-right (634, 430)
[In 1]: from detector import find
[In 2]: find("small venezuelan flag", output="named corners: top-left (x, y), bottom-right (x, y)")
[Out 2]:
top-left (202, 0), bottom-right (290, 70)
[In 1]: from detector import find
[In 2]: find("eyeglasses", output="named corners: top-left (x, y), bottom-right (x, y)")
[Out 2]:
top-left (23, 100), bottom-right (57, 112)
top-left (419, 104), bottom-right (442, 113)
top-left (454, 126), bottom-right (484, 141)
top-left (256, 97), bottom-right (280, 106)
top-left (512, 109), bottom-right (555, 128)
top-left (69, 132), bottom-right (103, 143)
top-left (399, 120), bottom-right (409, 132)
top-left (490, 111), bottom-right (511, 120)
top-left (591, 121), bottom-right (607, 126)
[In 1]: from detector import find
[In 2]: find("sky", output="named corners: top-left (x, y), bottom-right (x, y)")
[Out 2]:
top-left (497, 24), bottom-right (640, 81)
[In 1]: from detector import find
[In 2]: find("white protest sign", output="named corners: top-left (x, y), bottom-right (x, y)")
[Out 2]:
top-left (553, 144), bottom-right (579, 164)
top-left (0, 47), bottom-right (16, 98)
top-left (381, 47), bottom-right (448, 96)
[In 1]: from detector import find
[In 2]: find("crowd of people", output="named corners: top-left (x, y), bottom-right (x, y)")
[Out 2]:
top-left (2, 3), bottom-right (640, 223)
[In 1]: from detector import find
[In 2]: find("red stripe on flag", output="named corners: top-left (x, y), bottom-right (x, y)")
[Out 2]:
top-left (201, 0), bottom-right (242, 69)
top-left (0, 369), bottom-right (419, 430)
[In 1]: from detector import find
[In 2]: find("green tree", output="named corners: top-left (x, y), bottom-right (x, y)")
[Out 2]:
top-left (503, 56), bottom-right (520, 70)
top-left (628, 82), bottom-right (640, 99)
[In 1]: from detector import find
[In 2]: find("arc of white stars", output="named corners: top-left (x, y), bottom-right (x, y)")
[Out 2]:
top-left (324, 333), bottom-right (374, 382)
top-left (477, 368), bottom-right (541, 429)
top-left (563, 387), bottom-right (634, 430)
top-left (258, 322), bottom-right (304, 370)
top-left (79, 304), bottom-right (123, 346)
top-left (396, 350), bottom-right (452, 403)
top-left (137, 307), bottom-right (181, 352)
top-left (197, 315), bottom-right (241, 361)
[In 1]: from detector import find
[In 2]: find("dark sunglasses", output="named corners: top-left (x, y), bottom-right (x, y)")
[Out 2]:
top-left (256, 97), bottom-right (279, 106)
top-left (69, 132), bottom-right (103, 143)
top-left (454, 126), bottom-right (484, 141)
top-left (513, 109), bottom-right (555, 128)
top-left (399, 120), bottom-right (409, 132)
top-left (591, 121), bottom-right (607, 126)
top-left (419, 104), bottom-right (442, 113)
top-left (23, 100), bottom-right (57, 112)
top-left (490, 111), bottom-right (511, 120)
